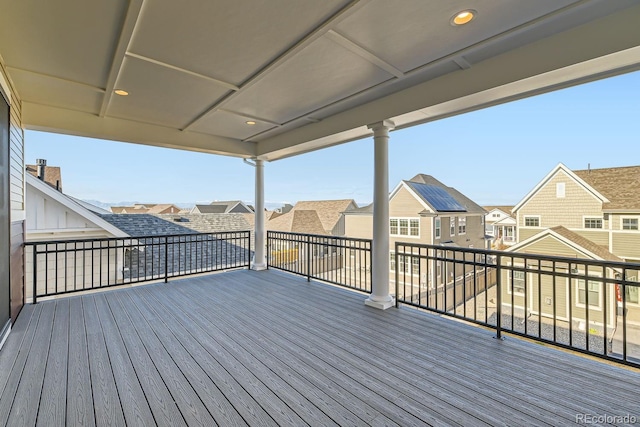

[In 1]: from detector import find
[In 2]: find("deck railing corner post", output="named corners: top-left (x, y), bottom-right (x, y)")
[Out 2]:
top-left (306, 234), bottom-right (311, 282)
top-left (164, 236), bottom-right (169, 283)
top-left (495, 254), bottom-right (503, 340)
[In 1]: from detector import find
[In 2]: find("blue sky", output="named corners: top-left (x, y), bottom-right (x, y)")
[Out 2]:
top-left (25, 70), bottom-right (639, 208)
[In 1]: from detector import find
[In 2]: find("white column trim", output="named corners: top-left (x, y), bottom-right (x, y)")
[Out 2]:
top-left (252, 159), bottom-right (267, 270)
top-left (365, 120), bottom-right (395, 310)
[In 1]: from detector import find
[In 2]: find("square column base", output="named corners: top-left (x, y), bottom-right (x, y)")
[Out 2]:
top-left (364, 296), bottom-right (395, 310)
top-left (251, 263), bottom-right (267, 271)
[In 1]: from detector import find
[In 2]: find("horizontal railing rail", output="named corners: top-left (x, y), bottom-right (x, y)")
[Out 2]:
top-left (395, 242), bottom-right (640, 368)
top-left (267, 231), bottom-right (372, 293)
top-left (25, 231), bottom-right (251, 303)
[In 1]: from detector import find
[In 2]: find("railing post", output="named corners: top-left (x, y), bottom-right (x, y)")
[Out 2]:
top-left (247, 231), bottom-right (252, 270)
top-left (306, 234), bottom-right (311, 282)
top-left (495, 254), bottom-right (503, 340)
top-left (32, 245), bottom-right (37, 304)
top-left (395, 242), bottom-right (399, 308)
top-left (164, 236), bottom-right (169, 283)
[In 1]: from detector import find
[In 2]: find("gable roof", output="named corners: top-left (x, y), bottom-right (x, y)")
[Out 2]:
top-left (508, 225), bottom-right (622, 263)
top-left (267, 210), bottom-right (326, 235)
top-left (513, 163), bottom-right (609, 213)
top-left (99, 214), bottom-right (197, 237)
top-left (26, 164), bottom-right (62, 191)
top-left (209, 200), bottom-right (253, 213)
top-left (291, 199), bottom-right (356, 233)
top-left (343, 203), bottom-right (373, 215)
top-left (26, 173), bottom-right (127, 238)
top-left (398, 174), bottom-right (485, 214)
top-left (573, 165), bottom-right (640, 211)
top-left (146, 204), bottom-right (181, 214)
top-left (483, 206), bottom-right (514, 215)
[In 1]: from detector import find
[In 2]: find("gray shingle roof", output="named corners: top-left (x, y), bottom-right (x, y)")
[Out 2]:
top-left (99, 214), bottom-right (196, 237)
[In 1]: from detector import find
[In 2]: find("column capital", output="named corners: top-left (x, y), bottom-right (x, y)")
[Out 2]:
top-left (367, 119), bottom-right (395, 132)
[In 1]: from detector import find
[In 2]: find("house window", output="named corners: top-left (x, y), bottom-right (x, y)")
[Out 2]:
top-left (556, 182), bottom-right (565, 198)
top-left (411, 257), bottom-right (420, 275)
top-left (390, 219), bottom-right (398, 235)
top-left (435, 218), bottom-right (441, 239)
top-left (409, 219), bottom-right (419, 236)
top-left (584, 218), bottom-right (603, 229)
top-left (458, 217), bottom-right (466, 235)
top-left (390, 218), bottom-right (419, 237)
top-left (450, 217), bottom-right (456, 236)
top-left (492, 213), bottom-right (500, 218)
top-left (577, 280), bottom-right (601, 308)
top-left (627, 285), bottom-right (639, 304)
top-left (524, 216), bottom-right (540, 227)
top-left (509, 270), bottom-right (526, 295)
top-left (622, 218), bottom-right (639, 230)
top-left (390, 253), bottom-right (395, 271)
top-left (398, 255), bottom-right (409, 273)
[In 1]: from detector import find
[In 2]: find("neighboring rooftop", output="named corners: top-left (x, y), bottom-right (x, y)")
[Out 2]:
top-left (521, 226), bottom-right (623, 263)
top-left (99, 214), bottom-right (196, 237)
top-left (483, 206), bottom-right (514, 214)
top-left (407, 174), bottom-right (486, 214)
top-left (154, 213), bottom-right (253, 234)
top-left (573, 165), bottom-right (640, 211)
top-left (289, 199), bottom-right (357, 234)
top-left (192, 201), bottom-right (253, 214)
top-left (267, 210), bottom-right (326, 235)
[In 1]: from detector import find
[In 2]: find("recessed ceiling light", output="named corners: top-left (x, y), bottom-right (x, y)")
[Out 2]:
top-left (245, 121), bottom-right (256, 125)
top-left (452, 10), bottom-right (476, 26)
top-left (114, 89), bottom-right (129, 96)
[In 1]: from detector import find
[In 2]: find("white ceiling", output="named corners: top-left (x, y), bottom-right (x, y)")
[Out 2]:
top-left (1, 0), bottom-right (639, 160)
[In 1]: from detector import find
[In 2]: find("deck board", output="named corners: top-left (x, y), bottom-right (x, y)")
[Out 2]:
top-left (37, 299), bottom-right (69, 427)
top-left (0, 269), bottom-right (639, 426)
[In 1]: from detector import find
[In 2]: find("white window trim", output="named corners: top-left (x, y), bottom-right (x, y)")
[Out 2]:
top-left (458, 216), bottom-right (466, 235)
top-left (620, 216), bottom-right (640, 231)
top-left (582, 215), bottom-right (604, 230)
top-left (556, 182), bottom-right (566, 198)
top-left (575, 273), bottom-right (603, 311)
top-left (390, 217), bottom-right (420, 239)
top-left (450, 217), bottom-right (455, 236)
top-left (435, 218), bottom-right (441, 240)
top-left (507, 268), bottom-right (527, 297)
top-left (523, 215), bottom-right (541, 227)
top-left (623, 275), bottom-right (640, 307)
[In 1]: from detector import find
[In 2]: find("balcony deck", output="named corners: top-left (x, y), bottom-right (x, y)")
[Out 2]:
top-left (1, 269), bottom-right (639, 426)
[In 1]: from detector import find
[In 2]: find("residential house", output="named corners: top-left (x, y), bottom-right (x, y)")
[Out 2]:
top-left (25, 172), bottom-right (129, 302)
top-left (503, 226), bottom-right (637, 329)
top-left (344, 174), bottom-right (486, 289)
top-left (484, 206), bottom-right (516, 248)
top-left (513, 163), bottom-right (640, 262)
top-left (191, 200), bottom-right (253, 214)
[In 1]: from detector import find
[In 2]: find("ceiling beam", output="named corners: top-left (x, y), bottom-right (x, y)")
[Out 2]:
top-left (24, 102), bottom-right (256, 158)
top-left (99, 0), bottom-right (145, 117)
top-left (325, 30), bottom-right (405, 78)
top-left (6, 66), bottom-right (105, 93)
top-left (125, 52), bottom-right (239, 91)
top-left (181, 0), bottom-right (371, 132)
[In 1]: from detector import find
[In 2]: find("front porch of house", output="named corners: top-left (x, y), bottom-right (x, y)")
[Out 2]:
top-left (1, 269), bottom-right (639, 426)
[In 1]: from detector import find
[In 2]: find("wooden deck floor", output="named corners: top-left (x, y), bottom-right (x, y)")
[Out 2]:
top-left (1, 270), bottom-right (639, 426)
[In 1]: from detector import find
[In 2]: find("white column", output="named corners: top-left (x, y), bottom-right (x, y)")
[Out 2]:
top-left (252, 159), bottom-right (267, 270)
top-left (365, 120), bottom-right (395, 310)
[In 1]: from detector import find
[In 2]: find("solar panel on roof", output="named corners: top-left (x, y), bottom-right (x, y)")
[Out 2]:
top-left (408, 182), bottom-right (467, 212)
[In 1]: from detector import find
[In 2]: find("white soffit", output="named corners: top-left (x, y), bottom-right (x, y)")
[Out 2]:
top-left (0, 0), bottom-right (639, 160)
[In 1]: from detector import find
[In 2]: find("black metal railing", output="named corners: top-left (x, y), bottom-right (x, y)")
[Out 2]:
top-left (395, 242), bottom-right (640, 367)
top-left (25, 231), bottom-right (251, 303)
top-left (267, 231), bottom-right (372, 293)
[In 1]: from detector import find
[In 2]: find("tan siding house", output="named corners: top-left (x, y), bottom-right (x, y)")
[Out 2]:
top-left (504, 226), bottom-right (626, 327)
top-left (344, 174), bottom-right (486, 292)
top-left (513, 163), bottom-right (640, 262)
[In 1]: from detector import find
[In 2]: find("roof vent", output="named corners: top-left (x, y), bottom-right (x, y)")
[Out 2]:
top-left (173, 217), bottom-right (189, 222)
top-left (36, 159), bottom-right (46, 180)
